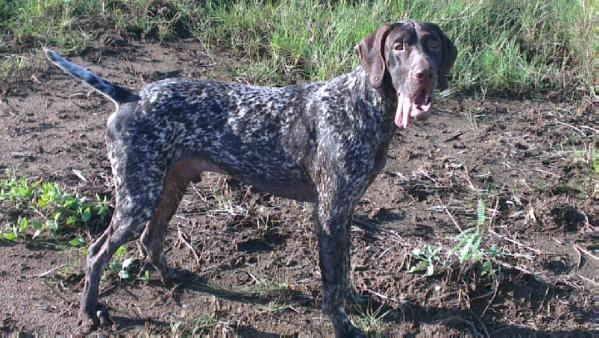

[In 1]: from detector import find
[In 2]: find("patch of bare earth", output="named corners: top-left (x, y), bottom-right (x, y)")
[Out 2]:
top-left (0, 42), bottom-right (596, 336)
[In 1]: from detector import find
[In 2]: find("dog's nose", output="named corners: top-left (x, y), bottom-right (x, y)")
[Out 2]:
top-left (414, 68), bottom-right (434, 81)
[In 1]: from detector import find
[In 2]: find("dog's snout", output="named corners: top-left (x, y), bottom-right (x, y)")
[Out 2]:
top-left (414, 67), bottom-right (434, 81)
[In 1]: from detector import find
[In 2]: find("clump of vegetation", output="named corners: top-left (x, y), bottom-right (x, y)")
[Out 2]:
top-left (0, 173), bottom-right (110, 243)
top-left (106, 244), bottom-right (147, 281)
top-left (409, 197), bottom-right (500, 277)
top-left (352, 304), bottom-right (391, 334)
top-left (170, 314), bottom-right (221, 336)
top-left (0, 0), bottom-right (594, 96)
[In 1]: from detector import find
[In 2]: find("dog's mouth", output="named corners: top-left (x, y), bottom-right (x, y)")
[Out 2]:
top-left (395, 88), bottom-right (433, 128)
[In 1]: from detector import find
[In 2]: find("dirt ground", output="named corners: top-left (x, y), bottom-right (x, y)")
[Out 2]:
top-left (0, 41), bottom-right (597, 337)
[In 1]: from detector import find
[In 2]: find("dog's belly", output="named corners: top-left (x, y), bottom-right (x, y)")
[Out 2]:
top-left (173, 153), bottom-right (317, 202)
top-left (244, 178), bottom-right (317, 202)
top-left (215, 151), bottom-right (318, 202)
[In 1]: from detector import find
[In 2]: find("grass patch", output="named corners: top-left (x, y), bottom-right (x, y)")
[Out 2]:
top-left (170, 314), bottom-right (220, 336)
top-left (0, 0), bottom-right (594, 96)
top-left (409, 196), bottom-right (500, 278)
top-left (0, 172), bottom-right (110, 242)
top-left (351, 304), bottom-right (390, 334)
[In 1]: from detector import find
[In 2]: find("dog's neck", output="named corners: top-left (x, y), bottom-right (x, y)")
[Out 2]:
top-left (353, 67), bottom-right (398, 141)
top-left (349, 67), bottom-right (397, 116)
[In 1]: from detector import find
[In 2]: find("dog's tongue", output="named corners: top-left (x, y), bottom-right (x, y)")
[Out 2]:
top-left (395, 91), bottom-right (431, 128)
top-left (395, 94), bottom-right (412, 128)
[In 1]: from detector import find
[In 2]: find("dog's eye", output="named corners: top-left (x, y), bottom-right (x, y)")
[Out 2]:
top-left (429, 40), bottom-right (440, 50)
top-left (394, 42), bottom-right (404, 51)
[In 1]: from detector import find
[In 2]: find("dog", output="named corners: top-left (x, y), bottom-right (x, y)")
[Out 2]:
top-left (44, 19), bottom-right (456, 337)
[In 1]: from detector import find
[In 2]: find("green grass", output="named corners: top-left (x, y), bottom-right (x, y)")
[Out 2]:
top-left (409, 196), bottom-right (500, 278)
top-left (0, 0), bottom-right (595, 96)
top-left (351, 303), bottom-right (390, 334)
top-left (170, 314), bottom-right (221, 336)
top-left (0, 172), bottom-right (110, 242)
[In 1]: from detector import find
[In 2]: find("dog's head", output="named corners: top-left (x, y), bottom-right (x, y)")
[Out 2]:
top-left (356, 20), bottom-right (457, 128)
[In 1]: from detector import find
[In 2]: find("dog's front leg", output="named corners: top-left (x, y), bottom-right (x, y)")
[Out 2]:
top-left (315, 190), bottom-right (365, 338)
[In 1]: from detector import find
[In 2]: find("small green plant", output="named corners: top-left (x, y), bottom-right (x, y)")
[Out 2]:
top-left (481, 245), bottom-right (499, 276)
top-left (257, 300), bottom-right (292, 314)
top-left (0, 54), bottom-right (29, 78)
top-left (408, 245), bottom-right (442, 276)
top-left (170, 314), bottom-right (218, 336)
top-left (448, 196), bottom-right (500, 276)
top-left (476, 197), bottom-right (487, 226)
top-left (249, 276), bottom-right (291, 297)
top-left (352, 304), bottom-right (390, 334)
top-left (0, 173), bottom-right (110, 242)
top-left (450, 197), bottom-right (486, 264)
top-left (108, 245), bottom-right (135, 280)
top-left (450, 227), bottom-right (484, 264)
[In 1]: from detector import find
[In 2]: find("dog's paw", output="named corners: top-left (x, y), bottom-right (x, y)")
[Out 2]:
top-left (97, 307), bottom-right (115, 329)
top-left (77, 304), bottom-right (114, 334)
top-left (333, 316), bottom-right (367, 338)
top-left (349, 326), bottom-right (367, 338)
top-left (336, 324), bottom-right (367, 338)
top-left (76, 314), bottom-right (98, 335)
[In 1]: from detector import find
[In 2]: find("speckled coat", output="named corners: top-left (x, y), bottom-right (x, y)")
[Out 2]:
top-left (44, 19), bottom-right (457, 337)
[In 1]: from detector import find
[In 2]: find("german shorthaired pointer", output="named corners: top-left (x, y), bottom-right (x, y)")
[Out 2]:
top-left (45, 19), bottom-right (456, 337)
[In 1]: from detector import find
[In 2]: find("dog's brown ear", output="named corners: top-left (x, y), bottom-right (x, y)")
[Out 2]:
top-left (355, 24), bottom-right (393, 88)
top-left (429, 23), bottom-right (458, 90)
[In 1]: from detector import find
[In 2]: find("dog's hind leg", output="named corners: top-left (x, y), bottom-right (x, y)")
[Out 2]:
top-left (139, 169), bottom-right (190, 283)
top-left (77, 160), bottom-right (168, 333)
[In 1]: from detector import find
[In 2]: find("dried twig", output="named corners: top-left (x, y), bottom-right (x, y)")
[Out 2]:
top-left (536, 285), bottom-right (551, 313)
top-left (573, 245), bottom-right (583, 269)
top-left (574, 244), bottom-right (599, 261)
top-left (555, 120), bottom-right (587, 137)
top-left (489, 229), bottom-right (541, 254)
top-left (176, 224), bottom-right (201, 268)
top-left (71, 169), bottom-right (88, 182)
top-left (364, 288), bottom-right (398, 303)
top-left (191, 184), bottom-right (210, 205)
top-left (21, 263), bottom-right (67, 278)
top-left (578, 275), bottom-right (599, 288)
top-left (488, 197), bottom-right (500, 228)
top-left (470, 311), bottom-right (490, 338)
top-left (491, 259), bottom-right (551, 285)
top-left (436, 197), bottom-right (463, 232)
top-left (481, 280), bottom-right (499, 318)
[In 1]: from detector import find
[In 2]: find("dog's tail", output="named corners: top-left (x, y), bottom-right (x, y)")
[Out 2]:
top-left (43, 48), bottom-right (139, 105)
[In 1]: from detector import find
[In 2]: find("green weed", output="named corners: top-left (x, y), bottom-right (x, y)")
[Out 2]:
top-left (408, 244), bottom-right (442, 276)
top-left (352, 304), bottom-right (390, 334)
top-left (0, 173), bottom-right (110, 242)
top-left (411, 196), bottom-right (501, 277)
top-left (450, 227), bottom-right (484, 264)
top-left (0, 54), bottom-right (29, 78)
top-left (451, 197), bottom-right (492, 263)
top-left (106, 244), bottom-right (138, 281)
top-left (569, 143), bottom-right (599, 197)
top-left (449, 196), bottom-right (500, 276)
top-left (170, 314), bottom-right (219, 336)
top-left (248, 275), bottom-right (291, 297)
top-left (257, 300), bottom-right (292, 314)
